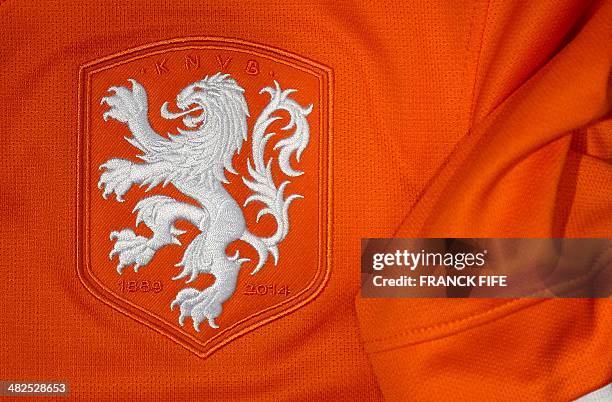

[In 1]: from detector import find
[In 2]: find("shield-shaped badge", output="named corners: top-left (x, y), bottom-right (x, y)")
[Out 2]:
top-left (77, 38), bottom-right (331, 357)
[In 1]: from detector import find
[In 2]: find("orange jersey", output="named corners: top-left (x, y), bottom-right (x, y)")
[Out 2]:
top-left (1, 0), bottom-right (611, 400)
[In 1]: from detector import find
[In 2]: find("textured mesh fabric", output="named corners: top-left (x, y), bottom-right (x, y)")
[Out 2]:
top-left (1, 0), bottom-right (610, 400)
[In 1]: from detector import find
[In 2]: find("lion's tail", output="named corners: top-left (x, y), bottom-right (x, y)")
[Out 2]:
top-left (241, 173), bottom-right (301, 274)
top-left (240, 231), bottom-right (278, 274)
top-left (241, 81), bottom-right (312, 275)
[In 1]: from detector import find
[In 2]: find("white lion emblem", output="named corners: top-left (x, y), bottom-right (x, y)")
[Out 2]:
top-left (97, 73), bottom-right (312, 331)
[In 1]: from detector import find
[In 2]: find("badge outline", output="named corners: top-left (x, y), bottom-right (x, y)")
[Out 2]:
top-left (76, 37), bottom-right (332, 358)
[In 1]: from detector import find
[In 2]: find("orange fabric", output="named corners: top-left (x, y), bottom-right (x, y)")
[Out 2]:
top-left (356, 1), bottom-right (612, 400)
top-left (1, 1), bottom-right (610, 401)
top-left (78, 40), bottom-right (332, 357)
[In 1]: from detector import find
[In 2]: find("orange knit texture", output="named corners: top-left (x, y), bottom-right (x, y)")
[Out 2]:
top-left (1, 0), bottom-right (610, 400)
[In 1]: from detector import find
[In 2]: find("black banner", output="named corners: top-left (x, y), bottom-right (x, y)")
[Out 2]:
top-left (361, 238), bottom-right (612, 298)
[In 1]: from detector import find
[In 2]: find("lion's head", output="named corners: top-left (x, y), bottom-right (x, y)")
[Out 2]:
top-left (162, 73), bottom-right (249, 129)
top-left (160, 73), bottom-right (250, 183)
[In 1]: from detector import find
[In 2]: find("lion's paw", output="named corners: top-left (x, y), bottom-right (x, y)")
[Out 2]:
top-left (101, 79), bottom-right (148, 124)
top-left (109, 229), bottom-right (155, 273)
top-left (98, 159), bottom-right (133, 202)
top-left (171, 287), bottom-right (224, 331)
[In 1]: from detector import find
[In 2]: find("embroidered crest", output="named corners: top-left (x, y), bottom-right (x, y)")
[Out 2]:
top-left (78, 38), bottom-right (331, 356)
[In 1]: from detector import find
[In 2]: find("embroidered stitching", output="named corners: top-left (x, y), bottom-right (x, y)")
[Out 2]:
top-left (76, 37), bottom-right (333, 358)
top-left (98, 74), bottom-right (313, 331)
